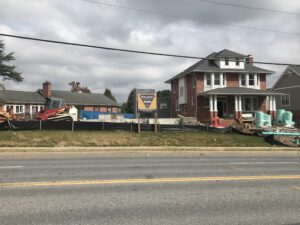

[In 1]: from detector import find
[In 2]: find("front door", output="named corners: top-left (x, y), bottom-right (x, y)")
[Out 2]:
top-left (217, 98), bottom-right (227, 118)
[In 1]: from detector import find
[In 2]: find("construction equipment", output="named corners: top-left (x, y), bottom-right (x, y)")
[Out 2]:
top-left (36, 97), bottom-right (78, 121)
top-left (0, 108), bottom-right (14, 123)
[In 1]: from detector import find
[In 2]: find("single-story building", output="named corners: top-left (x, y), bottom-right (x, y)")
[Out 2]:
top-left (0, 81), bottom-right (119, 119)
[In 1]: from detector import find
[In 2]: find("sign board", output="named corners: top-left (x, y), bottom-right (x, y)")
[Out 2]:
top-left (137, 93), bottom-right (157, 111)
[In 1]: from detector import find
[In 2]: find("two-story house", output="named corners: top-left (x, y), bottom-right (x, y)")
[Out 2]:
top-left (166, 49), bottom-right (281, 123)
top-left (272, 65), bottom-right (300, 125)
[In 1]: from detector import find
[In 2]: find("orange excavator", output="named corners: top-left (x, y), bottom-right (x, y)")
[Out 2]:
top-left (36, 97), bottom-right (78, 121)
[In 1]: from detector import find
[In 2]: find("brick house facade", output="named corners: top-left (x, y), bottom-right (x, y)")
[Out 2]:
top-left (166, 49), bottom-right (281, 122)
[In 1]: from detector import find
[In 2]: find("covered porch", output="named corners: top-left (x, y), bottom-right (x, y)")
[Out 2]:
top-left (198, 87), bottom-right (282, 121)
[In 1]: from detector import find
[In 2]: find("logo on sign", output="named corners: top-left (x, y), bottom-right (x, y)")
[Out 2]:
top-left (140, 95), bottom-right (155, 108)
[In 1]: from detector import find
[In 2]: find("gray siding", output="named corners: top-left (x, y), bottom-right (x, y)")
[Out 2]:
top-left (274, 87), bottom-right (300, 111)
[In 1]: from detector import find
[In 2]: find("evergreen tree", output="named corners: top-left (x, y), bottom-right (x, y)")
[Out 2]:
top-left (125, 89), bottom-right (135, 114)
top-left (157, 89), bottom-right (171, 98)
top-left (0, 40), bottom-right (22, 82)
top-left (104, 88), bottom-right (117, 102)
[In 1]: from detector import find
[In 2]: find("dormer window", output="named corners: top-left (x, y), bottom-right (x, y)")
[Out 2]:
top-left (225, 58), bottom-right (229, 66)
top-left (236, 59), bottom-right (240, 66)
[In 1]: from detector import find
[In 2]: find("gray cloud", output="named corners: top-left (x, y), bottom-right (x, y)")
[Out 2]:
top-left (0, 0), bottom-right (299, 102)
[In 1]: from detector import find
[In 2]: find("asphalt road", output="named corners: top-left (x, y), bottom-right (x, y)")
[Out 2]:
top-left (0, 152), bottom-right (300, 225)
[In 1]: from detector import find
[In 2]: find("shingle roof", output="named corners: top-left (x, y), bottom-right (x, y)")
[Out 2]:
top-left (46, 90), bottom-right (119, 106)
top-left (198, 87), bottom-right (282, 96)
top-left (0, 90), bottom-right (45, 104)
top-left (165, 58), bottom-right (274, 83)
top-left (290, 65), bottom-right (300, 75)
top-left (212, 49), bottom-right (246, 59)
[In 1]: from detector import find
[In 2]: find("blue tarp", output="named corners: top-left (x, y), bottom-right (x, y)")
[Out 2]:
top-left (79, 111), bottom-right (135, 120)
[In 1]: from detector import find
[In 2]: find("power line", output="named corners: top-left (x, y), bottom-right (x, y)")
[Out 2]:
top-left (0, 33), bottom-right (299, 67)
top-left (197, 0), bottom-right (300, 16)
top-left (82, 0), bottom-right (300, 37)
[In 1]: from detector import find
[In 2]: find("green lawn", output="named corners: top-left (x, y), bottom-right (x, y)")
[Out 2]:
top-left (0, 131), bottom-right (271, 147)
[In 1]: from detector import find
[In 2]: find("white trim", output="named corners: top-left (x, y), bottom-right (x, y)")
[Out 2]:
top-left (234, 95), bottom-right (238, 112)
top-left (273, 85), bottom-right (300, 90)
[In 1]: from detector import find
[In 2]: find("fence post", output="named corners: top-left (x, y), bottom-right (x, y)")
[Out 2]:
top-left (72, 120), bottom-right (74, 132)
top-left (39, 120), bottom-right (42, 131)
top-left (130, 123), bottom-right (133, 132)
top-left (206, 124), bottom-right (209, 132)
top-left (102, 122), bottom-right (104, 131)
top-left (137, 112), bottom-right (141, 133)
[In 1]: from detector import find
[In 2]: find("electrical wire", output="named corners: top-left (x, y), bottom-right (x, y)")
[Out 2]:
top-left (0, 33), bottom-right (299, 66)
top-left (197, 0), bottom-right (300, 16)
top-left (82, 0), bottom-right (300, 37)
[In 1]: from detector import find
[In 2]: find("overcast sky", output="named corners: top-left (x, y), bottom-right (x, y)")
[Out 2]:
top-left (0, 0), bottom-right (299, 102)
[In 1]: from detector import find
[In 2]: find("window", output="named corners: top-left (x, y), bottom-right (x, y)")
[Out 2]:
top-left (192, 75), bottom-right (196, 88)
top-left (281, 94), bottom-right (290, 106)
top-left (249, 74), bottom-right (255, 86)
top-left (225, 58), bottom-right (229, 66)
top-left (236, 59), bottom-right (240, 66)
top-left (176, 100), bottom-right (180, 111)
top-left (179, 87), bottom-right (184, 97)
top-left (206, 73), bottom-right (211, 85)
top-left (160, 103), bottom-right (168, 110)
top-left (204, 96), bottom-right (209, 108)
top-left (240, 74), bottom-right (246, 86)
top-left (242, 97), bottom-right (258, 112)
top-left (257, 75), bottom-right (260, 87)
top-left (214, 73), bottom-right (220, 85)
top-left (191, 96), bottom-right (195, 106)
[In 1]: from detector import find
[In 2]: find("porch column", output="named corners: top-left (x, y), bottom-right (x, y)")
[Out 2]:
top-left (269, 96), bottom-right (273, 112)
top-left (13, 105), bottom-right (16, 114)
top-left (214, 95), bottom-right (218, 118)
top-left (234, 95), bottom-right (238, 119)
top-left (209, 95), bottom-right (214, 120)
top-left (238, 95), bottom-right (242, 118)
top-left (209, 95), bottom-right (213, 112)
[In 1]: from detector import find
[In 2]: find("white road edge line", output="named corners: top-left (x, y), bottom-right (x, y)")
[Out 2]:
top-left (229, 162), bottom-right (299, 165)
top-left (0, 166), bottom-right (23, 169)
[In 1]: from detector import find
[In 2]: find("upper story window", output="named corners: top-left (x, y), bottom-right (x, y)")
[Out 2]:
top-left (192, 75), bottom-right (196, 88)
top-left (240, 74), bottom-right (246, 86)
top-left (236, 59), bottom-right (240, 66)
top-left (206, 74), bottom-right (211, 85)
top-left (179, 86), bottom-right (184, 97)
top-left (225, 58), bottom-right (229, 66)
top-left (176, 100), bottom-right (180, 111)
top-left (214, 73), bottom-right (221, 85)
top-left (281, 94), bottom-right (290, 106)
top-left (249, 74), bottom-right (255, 86)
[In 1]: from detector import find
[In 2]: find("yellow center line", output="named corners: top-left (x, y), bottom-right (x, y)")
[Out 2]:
top-left (1, 175), bottom-right (300, 188)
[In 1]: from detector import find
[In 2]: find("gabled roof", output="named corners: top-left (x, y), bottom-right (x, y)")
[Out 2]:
top-left (165, 50), bottom-right (274, 83)
top-left (272, 65), bottom-right (300, 90)
top-left (198, 87), bottom-right (282, 96)
top-left (290, 65), bottom-right (300, 75)
top-left (42, 90), bottom-right (119, 107)
top-left (0, 90), bottom-right (45, 104)
top-left (212, 49), bottom-right (246, 59)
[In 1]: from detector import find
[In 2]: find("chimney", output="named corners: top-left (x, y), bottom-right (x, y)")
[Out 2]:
top-left (43, 81), bottom-right (52, 98)
top-left (246, 55), bottom-right (253, 64)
